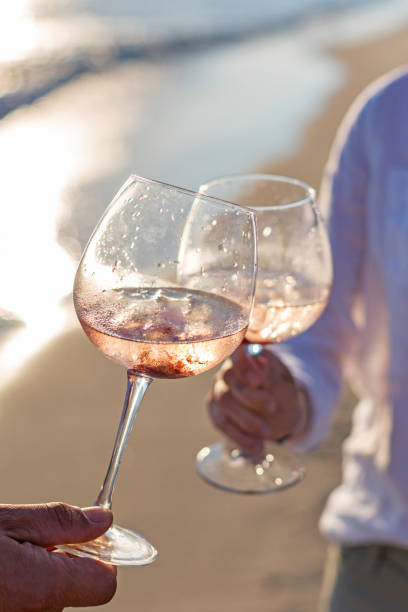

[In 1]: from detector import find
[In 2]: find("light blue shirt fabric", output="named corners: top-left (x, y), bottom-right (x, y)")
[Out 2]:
top-left (273, 65), bottom-right (408, 546)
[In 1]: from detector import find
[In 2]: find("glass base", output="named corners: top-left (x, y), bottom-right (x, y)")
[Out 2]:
top-left (196, 442), bottom-right (305, 494)
top-left (57, 523), bottom-right (158, 566)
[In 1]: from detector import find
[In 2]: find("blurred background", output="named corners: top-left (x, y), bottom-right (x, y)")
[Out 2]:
top-left (0, 1), bottom-right (408, 610)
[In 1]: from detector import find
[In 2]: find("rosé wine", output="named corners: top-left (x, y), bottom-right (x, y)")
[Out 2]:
top-left (245, 274), bottom-right (330, 344)
top-left (74, 286), bottom-right (246, 378)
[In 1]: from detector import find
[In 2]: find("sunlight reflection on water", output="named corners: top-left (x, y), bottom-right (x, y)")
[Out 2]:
top-left (0, 110), bottom-right (79, 378)
top-left (0, 60), bottom-right (161, 381)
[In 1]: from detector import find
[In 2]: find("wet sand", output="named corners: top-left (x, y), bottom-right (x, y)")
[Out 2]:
top-left (0, 24), bottom-right (407, 612)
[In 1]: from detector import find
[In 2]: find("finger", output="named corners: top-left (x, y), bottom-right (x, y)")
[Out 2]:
top-left (208, 400), bottom-right (263, 454)
top-left (222, 369), bottom-right (276, 413)
top-left (234, 350), bottom-right (299, 402)
top-left (218, 392), bottom-right (292, 441)
top-left (233, 345), bottom-right (267, 387)
top-left (221, 418), bottom-right (264, 455)
top-left (235, 347), bottom-right (290, 382)
top-left (257, 400), bottom-right (302, 441)
top-left (208, 396), bottom-right (227, 428)
top-left (218, 391), bottom-right (273, 438)
top-left (14, 539), bottom-right (117, 608)
top-left (260, 415), bottom-right (292, 441)
top-left (260, 351), bottom-right (297, 389)
top-left (213, 374), bottom-right (299, 441)
top-left (0, 503), bottom-right (113, 547)
top-left (209, 385), bottom-right (271, 434)
top-left (49, 552), bottom-right (117, 607)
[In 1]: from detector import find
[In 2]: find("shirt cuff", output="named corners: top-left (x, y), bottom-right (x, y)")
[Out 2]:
top-left (266, 345), bottom-right (338, 453)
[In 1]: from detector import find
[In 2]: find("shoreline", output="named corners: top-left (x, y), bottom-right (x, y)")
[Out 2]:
top-left (0, 21), bottom-right (407, 612)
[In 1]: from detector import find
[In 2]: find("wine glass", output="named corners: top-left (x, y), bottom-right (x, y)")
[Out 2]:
top-left (195, 174), bottom-right (332, 494)
top-left (57, 174), bottom-right (257, 564)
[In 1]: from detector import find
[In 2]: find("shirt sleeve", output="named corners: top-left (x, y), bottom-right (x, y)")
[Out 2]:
top-left (271, 91), bottom-right (371, 452)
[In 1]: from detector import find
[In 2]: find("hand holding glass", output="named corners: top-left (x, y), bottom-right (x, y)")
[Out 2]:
top-left (196, 174), bottom-right (332, 494)
top-left (57, 175), bottom-right (257, 564)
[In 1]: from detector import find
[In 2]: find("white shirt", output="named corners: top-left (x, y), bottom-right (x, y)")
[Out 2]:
top-left (273, 65), bottom-right (408, 547)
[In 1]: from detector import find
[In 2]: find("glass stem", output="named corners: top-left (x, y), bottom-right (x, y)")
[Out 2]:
top-left (95, 371), bottom-right (153, 509)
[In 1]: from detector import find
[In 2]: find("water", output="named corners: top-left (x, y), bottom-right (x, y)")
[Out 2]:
top-left (0, 0), bottom-right (408, 380)
top-left (0, 0), bottom-right (406, 118)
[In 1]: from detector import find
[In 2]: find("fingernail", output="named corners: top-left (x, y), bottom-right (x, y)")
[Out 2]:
top-left (83, 506), bottom-right (112, 524)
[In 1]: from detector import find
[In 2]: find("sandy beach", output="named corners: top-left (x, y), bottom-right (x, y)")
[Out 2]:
top-left (0, 22), bottom-right (407, 612)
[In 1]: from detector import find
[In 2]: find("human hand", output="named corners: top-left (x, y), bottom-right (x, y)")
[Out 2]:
top-left (207, 346), bottom-right (310, 454)
top-left (0, 502), bottom-right (117, 611)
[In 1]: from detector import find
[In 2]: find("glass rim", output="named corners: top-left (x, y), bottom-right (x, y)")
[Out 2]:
top-left (199, 173), bottom-right (316, 211)
top-left (127, 173), bottom-right (257, 219)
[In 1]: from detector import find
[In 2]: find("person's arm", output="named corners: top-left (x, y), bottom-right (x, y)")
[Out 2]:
top-left (271, 90), bottom-right (370, 450)
top-left (0, 502), bottom-right (117, 611)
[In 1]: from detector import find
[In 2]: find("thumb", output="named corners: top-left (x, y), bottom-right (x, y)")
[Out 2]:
top-left (0, 502), bottom-right (113, 547)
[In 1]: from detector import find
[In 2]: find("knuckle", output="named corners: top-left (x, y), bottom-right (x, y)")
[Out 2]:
top-left (215, 361), bottom-right (231, 382)
top-left (239, 413), bottom-right (258, 434)
top-left (0, 505), bottom-right (17, 531)
top-left (220, 357), bottom-right (233, 372)
top-left (212, 377), bottom-right (228, 400)
top-left (209, 401), bottom-right (227, 428)
top-left (205, 389), bottom-right (215, 407)
top-left (0, 506), bottom-right (35, 541)
top-left (46, 502), bottom-right (79, 531)
top-left (223, 369), bottom-right (235, 386)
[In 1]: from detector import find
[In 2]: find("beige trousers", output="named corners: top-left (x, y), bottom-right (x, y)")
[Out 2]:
top-left (318, 543), bottom-right (408, 612)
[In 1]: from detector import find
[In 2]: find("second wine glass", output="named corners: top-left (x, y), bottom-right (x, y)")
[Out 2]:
top-left (196, 174), bottom-right (332, 494)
